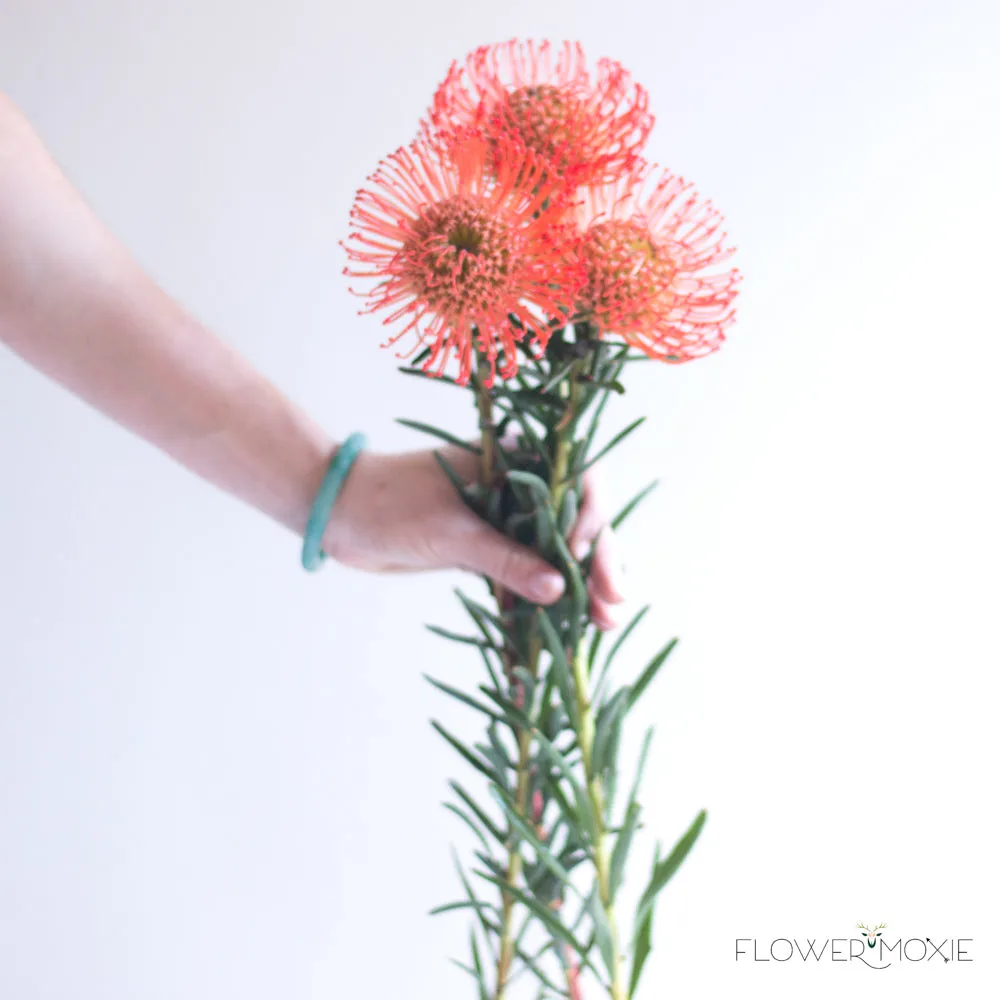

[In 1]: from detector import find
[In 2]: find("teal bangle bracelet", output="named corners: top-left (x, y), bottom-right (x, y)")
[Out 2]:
top-left (301, 432), bottom-right (367, 572)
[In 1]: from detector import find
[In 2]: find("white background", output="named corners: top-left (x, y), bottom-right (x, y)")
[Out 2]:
top-left (1, 2), bottom-right (998, 998)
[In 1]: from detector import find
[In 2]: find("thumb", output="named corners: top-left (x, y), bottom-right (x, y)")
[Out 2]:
top-left (450, 521), bottom-right (566, 604)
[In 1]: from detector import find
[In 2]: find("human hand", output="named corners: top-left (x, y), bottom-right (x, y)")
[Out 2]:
top-left (323, 446), bottom-right (626, 629)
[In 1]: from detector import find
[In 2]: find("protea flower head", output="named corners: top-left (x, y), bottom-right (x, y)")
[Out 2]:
top-left (343, 128), bottom-right (582, 386)
top-left (431, 39), bottom-right (653, 188)
top-left (575, 162), bottom-right (741, 362)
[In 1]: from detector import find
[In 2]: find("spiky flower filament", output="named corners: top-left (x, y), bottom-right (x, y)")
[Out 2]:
top-left (344, 129), bottom-right (582, 386)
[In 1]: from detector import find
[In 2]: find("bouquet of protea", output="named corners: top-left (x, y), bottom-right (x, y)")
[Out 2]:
top-left (343, 40), bottom-right (740, 1000)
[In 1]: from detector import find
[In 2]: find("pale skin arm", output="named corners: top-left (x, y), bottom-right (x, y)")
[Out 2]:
top-left (0, 93), bottom-right (624, 624)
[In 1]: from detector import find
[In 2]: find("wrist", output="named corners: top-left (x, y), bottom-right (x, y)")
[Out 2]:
top-left (302, 432), bottom-right (367, 570)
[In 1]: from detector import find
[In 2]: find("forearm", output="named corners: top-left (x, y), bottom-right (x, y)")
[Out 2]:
top-left (0, 93), bottom-right (333, 536)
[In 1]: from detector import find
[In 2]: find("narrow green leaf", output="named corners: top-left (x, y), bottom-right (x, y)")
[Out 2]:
top-left (592, 687), bottom-right (630, 777)
top-left (609, 802), bottom-right (641, 900)
top-left (504, 936), bottom-right (568, 995)
top-left (628, 845), bottom-right (659, 998)
top-left (575, 352), bottom-right (628, 477)
top-left (453, 591), bottom-right (505, 691)
top-left (486, 723), bottom-right (514, 772)
top-left (449, 958), bottom-right (479, 980)
top-left (425, 675), bottom-right (504, 723)
top-left (534, 659), bottom-right (558, 730)
top-left (512, 667), bottom-right (537, 713)
top-left (550, 530), bottom-right (589, 649)
top-left (611, 480), bottom-right (659, 532)
top-left (478, 685), bottom-right (533, 730)
top-left (532, 726), bottom-right (579, 789)
top-left (625, 728), bottom-right (654, 816)
top-left (634, 810), bottom-right (708, 930)
top-left (430, 898), bottom-right (498, 917)
top-left (571, 886), bottom-right (599, 936)
top-left (452, 849), bottom-right (499, 966)
top-left (594, 605), bottom-right (650, 702)
top-left (408, 345), bottom-right (433, 368)
top-left (589, 890), bottom-right (616, 976)
top-left (398, 366), bottom-right (463, 388)
top-left (536, 610), bottom-right (576, 727)
top-left (514, 944), bottom-right (567, 996)
top-left (475, 851), bottom-right (507, 880)
top-left (477, 652), bottom-right (503, 707)
top-left (504, 918), bottom-right (568, 995)
top-left (576, 417), bottom-right (646, 476)
top-left (604, 720), bottom-right (626, 816)
top-left (426, 623), bottom-right (496, 650)
top-left (544, 776), bottom-right (580, 834)
top-left (476, 872), bottom-right (593, 964)
top-left (434, 451), bottom-right (472, 507)
top-left (587, 627), bottom-right (606, 675)
top-left (451, 780), bottom-right (505, 845)
top-left (477, 747), bottom-right (510, 795)
top-left (532, 727), bottom-right (595, 844)
top-left (506, 407), bottom-right (551, 468)
top-left (540, 359), bottom-right (579, 394)
top-left (558, 843), bottom-right (587, 873)
top-left (432, 721), bottom-right (499, 783)
top-left (558, 487), bottom-right (578, 538)
top-left (494, 396), bottom-right (556, 431)
top-left (506, 469), bottom-right (553, 503)
top-left (443, 802), bottom-right (489, 851)
top-left (628, 639), bottom-right (678, 710)
top-left (578, 377), bottom-right (625, 394)
top-left (490, 787), bottom-right (578, 893)
top-left (456, 590), bottom-right (514, 644)
top-left (396, 418), bottom-right (480, 453)
top-left (534, 497), bottom-right (554, 556)
top-left (513, 904), bottom-right (539, 952)
top-left (470, 927), bottom-right (489, 1000)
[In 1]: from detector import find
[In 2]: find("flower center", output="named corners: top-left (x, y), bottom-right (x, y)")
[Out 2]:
top-left (446, 222), bottom-right (484, 255)
top-left (580, 219), bottom-right (677, 323)
top-left (503, 84), bottom-right (584, 166)
top-left (401, 196), bottom-right (518, 315)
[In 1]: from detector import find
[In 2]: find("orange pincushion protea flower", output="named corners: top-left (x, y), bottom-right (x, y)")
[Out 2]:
top-left (431, 39), bottom-right (652, 187)
top-left (344, 130), bottom-right (581, 386)
top-left (576, 163), bottom-right (741, 362)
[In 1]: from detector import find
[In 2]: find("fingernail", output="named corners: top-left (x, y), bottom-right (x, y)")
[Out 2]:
top-left (607, 562), bottom-right (627, 602)
top-left (596, 614), bottom-right (618, 632)
top-left (532, 572), bottom-right (565, 604)
top-left (572, 539), bottom-right (589, 561)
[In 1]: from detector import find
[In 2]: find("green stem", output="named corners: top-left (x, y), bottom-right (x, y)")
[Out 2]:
top-left (473, 368), bottom-right (496, 486)
top-left (484, 345), bottom-right (611, 999)
top-left (551, 360), bottom-right (581, 514)
top-left (494, 635), bottom-right (541, 999)
top-left (572, 650), bottom-right (628, 1000)
top-left (474, 364), bottom-right (538, 1000)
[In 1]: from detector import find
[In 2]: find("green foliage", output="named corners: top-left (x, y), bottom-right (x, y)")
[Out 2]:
top-left (627, 845), bottom-right (659, 999)
top-left (411, 333), bottom-right (706, 1000)
top-left (628, 639), bottom-right (678, 710)
top-left (610, 480), bottom-right (659, 532)
top-left (633, 810), bottom-right (708, 931)
top-left (397, 417), bottom-right (481, 453)
top-left (575, 417), bottom-right (646, 478)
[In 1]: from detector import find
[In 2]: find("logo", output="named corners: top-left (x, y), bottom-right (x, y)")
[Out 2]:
top-left (857, 922), bottom-right (888, 969)
top-left (735, 920), bottom-right (972, 970)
